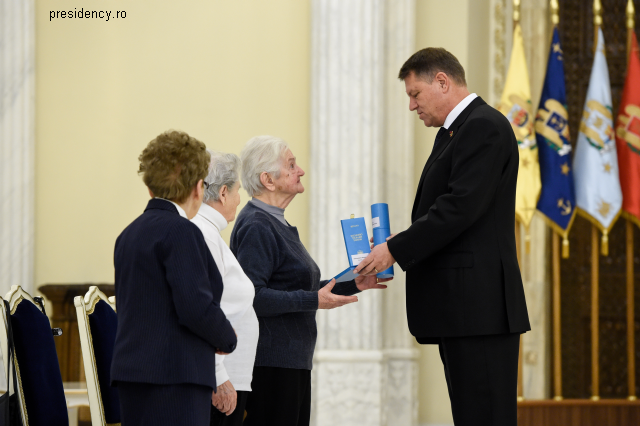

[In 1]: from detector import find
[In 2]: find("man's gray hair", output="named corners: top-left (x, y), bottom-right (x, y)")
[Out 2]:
top-left (241, 135), bottom-right (289, 197)
top-left (203, 150), bottom-right (242, 203)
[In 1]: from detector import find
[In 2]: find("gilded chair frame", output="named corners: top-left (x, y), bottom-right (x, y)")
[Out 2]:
top-left (74, 286), bottom-right (118, 426)
top-left (2, 285), bottom-right (46, 426)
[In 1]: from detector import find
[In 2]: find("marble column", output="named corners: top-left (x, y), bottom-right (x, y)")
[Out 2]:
top-left (0, 0), bottom-right (36, 390)
top-left (310, 0), bottom-right (417, 424)
top-left (0, 0), bottom-right (35, 296)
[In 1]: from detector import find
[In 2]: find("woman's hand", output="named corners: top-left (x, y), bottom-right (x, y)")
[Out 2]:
top-left (318, 279), bottom-right (358, 309)
top-left (212, 380), bottom-right (237, 416)
top-left (355, 274), bottom-right (392, 291)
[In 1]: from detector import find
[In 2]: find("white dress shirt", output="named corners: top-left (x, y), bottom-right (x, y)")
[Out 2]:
top-left (443, 93), bottom-right (478, 129)
top-left (192, 203), bottom-right (259, 391)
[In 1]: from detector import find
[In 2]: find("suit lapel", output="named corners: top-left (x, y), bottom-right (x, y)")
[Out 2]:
top-left (411, 97), bottom-right (487, 221)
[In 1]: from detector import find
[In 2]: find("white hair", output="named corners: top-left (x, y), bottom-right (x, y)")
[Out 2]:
top-left (203, 150), bottom-right (241, 203)
top-left (240, 135), bottom-right (289, 197)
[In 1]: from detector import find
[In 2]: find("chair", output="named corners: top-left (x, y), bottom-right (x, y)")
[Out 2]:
top-left (74, 286), bottom-right (120, 426)
top-left (0, 294), bottom-right (25, 425)
top-left (3, 285), bottom-right (68, 426)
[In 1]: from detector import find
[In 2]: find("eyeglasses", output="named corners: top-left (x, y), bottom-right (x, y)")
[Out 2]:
top-left (203, 181), bottom-right (210, 189)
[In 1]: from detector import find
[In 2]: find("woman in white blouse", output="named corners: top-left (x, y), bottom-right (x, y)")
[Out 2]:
top-left (191, 150), bottom-right (259, 426)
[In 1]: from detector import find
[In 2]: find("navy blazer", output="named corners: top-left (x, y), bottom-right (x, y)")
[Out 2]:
top-left (388, 97), bottom-right (530, 342)
top-left (111, 198), bottom-right (237, 389)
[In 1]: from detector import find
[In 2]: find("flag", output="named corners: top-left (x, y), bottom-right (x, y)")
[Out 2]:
top-left (535, 27), bottom-right (576, 258)
top-left (498, 24), bottom-right (541, 252)
top-left (573, 28), bottom-right (622, 255)
top-left (615, 31), bottom-right (640, 227)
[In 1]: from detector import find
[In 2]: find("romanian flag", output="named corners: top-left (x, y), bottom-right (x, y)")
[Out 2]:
top-left (615, 32), bottom-right (640, 227)
top-left (573, 28), bottom-right (622, 255)
top-left (535, 27), bottom-right (576, 257)
top-left (498, 24), bottom-right (541, 250)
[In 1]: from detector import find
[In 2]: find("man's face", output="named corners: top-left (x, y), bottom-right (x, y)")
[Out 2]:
top-left (404, 71), bottom-right (446, 128)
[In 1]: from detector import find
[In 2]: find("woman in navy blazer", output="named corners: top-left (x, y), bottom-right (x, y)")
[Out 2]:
top-left (111, 130), bottom-right (237, 426)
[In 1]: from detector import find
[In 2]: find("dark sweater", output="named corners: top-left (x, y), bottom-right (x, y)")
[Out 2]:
top-left (230, 201), bottom-right (359, 370)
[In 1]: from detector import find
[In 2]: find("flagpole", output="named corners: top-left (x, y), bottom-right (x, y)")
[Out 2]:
top-left (552, 232), bottom-right (563, 400)
top-left (590, 225), bottom-right (600, 400)
top-left (549, 0), bottom-right (564, 401)
top-left (515, 219), bottom-right (524, 401)
top-left (511, 0), bottom-right (525, 401)
top-left (627, 219), bottom-right (636, 400)
top-left (590, 0), bottom-right (602, 401)
top-left (625, 0), bottom-right (637, 402)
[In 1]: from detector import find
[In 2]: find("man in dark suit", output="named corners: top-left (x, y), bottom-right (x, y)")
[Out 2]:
top-left (112, 130), bottom-right (238, 426)
top-left (356, 48), bottom-right (530, 426)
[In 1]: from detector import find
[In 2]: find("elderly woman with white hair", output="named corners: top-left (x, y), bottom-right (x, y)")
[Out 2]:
top-left (191, 151), bottom-right (259, 426)
top-left (230, 135), bottom-right (390, 426)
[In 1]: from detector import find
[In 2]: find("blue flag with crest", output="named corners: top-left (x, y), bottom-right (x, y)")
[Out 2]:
top-left (535, 27), bottom-right (576, 256)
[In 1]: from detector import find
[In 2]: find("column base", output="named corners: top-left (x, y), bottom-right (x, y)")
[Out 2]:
top-left (311, 349), bottom-right (418, 426)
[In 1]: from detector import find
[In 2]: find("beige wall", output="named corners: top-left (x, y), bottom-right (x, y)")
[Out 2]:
top-left (35, 0), bottom-right (311, 285)
top-left (414, 0), bottom-right (490, 424)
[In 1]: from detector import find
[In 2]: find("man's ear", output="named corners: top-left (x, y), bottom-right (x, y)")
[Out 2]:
top-left (259, 172), bottom-right (275, 192)
top-left (435, 72), bottom-right (449, 92)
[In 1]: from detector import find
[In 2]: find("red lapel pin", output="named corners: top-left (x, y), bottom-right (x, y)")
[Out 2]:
top-left (449, 131), bottom-right (454, 137)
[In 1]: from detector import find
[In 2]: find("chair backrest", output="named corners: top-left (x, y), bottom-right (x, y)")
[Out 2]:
top-left (0, 295), bottom-right (24, 425)
top-left (5, 285), bottom-right (68, 426)
top-left (74, 286), bottom-right (120, 426)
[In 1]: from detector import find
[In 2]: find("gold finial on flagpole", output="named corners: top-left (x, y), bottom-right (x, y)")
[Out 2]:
top-left (628, 0), bottom-right (636, 29)
top-left (513, 0), bottom-right (521, 25)
top-left (594, 0), bottom-right (603, 27)
top-left (551, 0), bottom-right (559, 26)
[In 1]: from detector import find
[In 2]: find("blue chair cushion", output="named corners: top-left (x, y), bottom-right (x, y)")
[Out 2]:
top-left (11, 300), bottom-right (69, 426)
top-left (88, 300), bottom-right (120, 424)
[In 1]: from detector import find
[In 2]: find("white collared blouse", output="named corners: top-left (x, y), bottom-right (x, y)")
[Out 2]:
top-left (192, 203), bottom-right (259, 391)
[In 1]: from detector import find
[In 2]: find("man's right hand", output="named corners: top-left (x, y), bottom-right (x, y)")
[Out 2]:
top-left (318, 279), bottom-right (358, 309)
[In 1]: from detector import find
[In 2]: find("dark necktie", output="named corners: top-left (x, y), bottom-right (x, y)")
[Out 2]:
top-left (433, 127), bottom-right (447, 151)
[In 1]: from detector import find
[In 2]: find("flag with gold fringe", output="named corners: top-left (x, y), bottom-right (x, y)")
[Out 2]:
top-left (535, 27), bottom-right (576, 258)
top-left (498, 23), bottom-right (541, 252)
top-left (615, 31), bottom-right (640, 227)
top-left (573, 28), bottom-right (622, 255)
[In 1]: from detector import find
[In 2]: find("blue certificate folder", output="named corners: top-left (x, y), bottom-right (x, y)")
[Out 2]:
top-left (333, 217), bottom-right (371, 283)
top-left (371, 203), bottom-right (394, 279)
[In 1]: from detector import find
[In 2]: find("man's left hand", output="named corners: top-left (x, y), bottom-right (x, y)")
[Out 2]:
top-left (355, 242), bottom-right (396, 276)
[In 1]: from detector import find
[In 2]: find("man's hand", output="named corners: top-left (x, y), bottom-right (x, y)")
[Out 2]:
top-left (318, 279), bottom-right (358, 309)
top-left (212, 380), bottom-right (237, 416)
top-left (354, 274), bottom-right (392, 291)
top-left (355, 242), bottom-right (396, 276)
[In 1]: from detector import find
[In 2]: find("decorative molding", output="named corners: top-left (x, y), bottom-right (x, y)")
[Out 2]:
top-left (0, 0), bottom-right (36, 297)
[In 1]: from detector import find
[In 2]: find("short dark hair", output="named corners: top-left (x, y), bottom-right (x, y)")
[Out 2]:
top-left (398, 47), bottom-right (467, 86)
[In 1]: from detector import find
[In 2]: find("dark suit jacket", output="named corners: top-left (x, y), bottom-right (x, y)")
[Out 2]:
top-left (387, 97), bottom-right (530, 343)
top-left (111, 198), bottom-right (237, 389)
